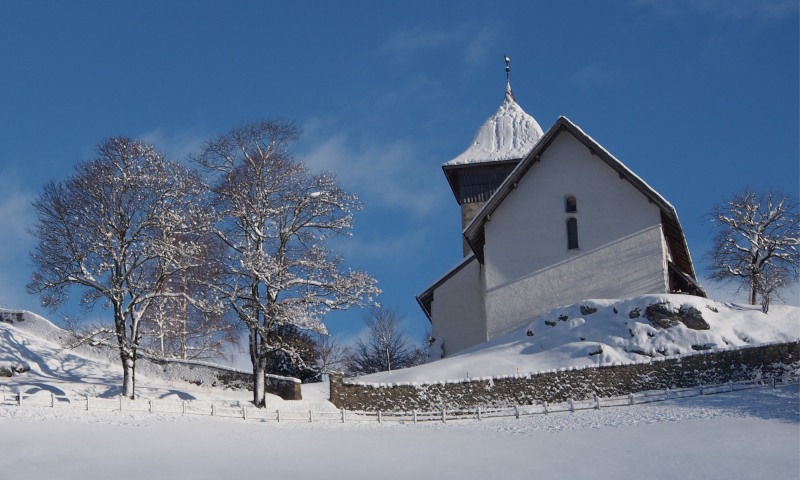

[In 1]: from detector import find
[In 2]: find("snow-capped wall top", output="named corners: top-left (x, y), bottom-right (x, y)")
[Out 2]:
top-left (444, 82), bottom-right (544, 166)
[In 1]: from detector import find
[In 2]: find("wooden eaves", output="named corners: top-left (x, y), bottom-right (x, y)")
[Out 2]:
top-left (442, 159), bottom-right (521, 204)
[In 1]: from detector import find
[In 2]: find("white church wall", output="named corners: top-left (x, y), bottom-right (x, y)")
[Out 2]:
top-left (431, 257), bottom-right (487, 357)
top-left (483, 132), bottom-right (668, 340)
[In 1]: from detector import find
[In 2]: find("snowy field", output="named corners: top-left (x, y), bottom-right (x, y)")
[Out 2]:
top-left (1, 384), bottom-right (798, 479)
top-left (2, 302), bottom-right (799, 478)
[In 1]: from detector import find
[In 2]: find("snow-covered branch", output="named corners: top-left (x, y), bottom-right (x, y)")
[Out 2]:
top-left (705, 187), bottom-right (799, 312)
top-left (191, 119), bottom-right (380, 407)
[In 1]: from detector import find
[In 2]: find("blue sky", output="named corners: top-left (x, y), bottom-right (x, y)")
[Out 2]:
top-left (1, 1), bottom-right (797, 363)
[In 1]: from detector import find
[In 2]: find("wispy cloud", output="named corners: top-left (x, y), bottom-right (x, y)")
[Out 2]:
top-left (0, 169), bottom-right (37, 308)
top-left (569, 63), bottom-right (630, 90)
top-left (139, 127), bottom-right (209, 161)
top-left (300, 127), bottom-right (446, 216)
top-left (631, 0), bottom-right (798, 21)
top-left (331, 228), bottom-right (432, 262)
top-left (0, 172), bottom-right (35, 259)
top-left (383, 22), bottom-right (500, 65)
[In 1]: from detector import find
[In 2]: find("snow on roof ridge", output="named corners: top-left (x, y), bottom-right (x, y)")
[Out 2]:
top-left (443, 86), bottom-right (544, 166)
top-left (341, 339), bottom-right (799, 387)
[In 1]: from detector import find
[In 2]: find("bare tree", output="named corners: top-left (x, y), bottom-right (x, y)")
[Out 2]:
top-left (140, 236), bottom-right (240, 361)
top-left (27, 137), bottom-right (215, 398)
top-left (191, 119), bottom-right (380, 407)
top-left (314, 334), bottom-right (350, 375)
top-left (705, 188), bottom-right (800, 313)
top-left (346, 307), bottom-right (424, 375)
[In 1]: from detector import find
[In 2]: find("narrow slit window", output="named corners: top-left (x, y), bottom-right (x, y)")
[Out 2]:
top-left (565, 196), bottom-right (577, 213)
top-left (567, 218), bottom-right (579, 250)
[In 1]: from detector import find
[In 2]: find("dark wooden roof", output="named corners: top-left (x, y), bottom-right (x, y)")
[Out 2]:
top-left (442, 159), bottom-right (520, 204)
top-left (463, 116), bottom-right (698, 279)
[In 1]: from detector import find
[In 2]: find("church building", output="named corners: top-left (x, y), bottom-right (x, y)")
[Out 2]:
top-left (417, 65), bottom-right (705, 359)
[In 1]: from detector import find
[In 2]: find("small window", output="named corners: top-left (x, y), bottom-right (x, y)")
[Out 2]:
top-left (567, 218), bottom-right (579, 250)
top-left (565, 196), bottom-right (577, 213)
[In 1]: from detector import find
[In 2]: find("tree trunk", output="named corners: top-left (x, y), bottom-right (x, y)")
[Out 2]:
top-left (750, 273), bottom-right (758, 305)
top-left (386, 346), bottom-right (391, 374)
top-left (253, 359), bottom-right (266, 408)
top-left (121, 352), bottom-right (135, 399)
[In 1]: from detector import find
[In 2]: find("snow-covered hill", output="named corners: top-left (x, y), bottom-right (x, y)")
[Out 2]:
top-left (360, 295), bottom-right (800, 384)
top-left (0, 311), bottom-right (333, 410)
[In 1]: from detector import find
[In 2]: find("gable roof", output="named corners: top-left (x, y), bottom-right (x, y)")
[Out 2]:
top-left (463, 116), bottom-right (698, 279)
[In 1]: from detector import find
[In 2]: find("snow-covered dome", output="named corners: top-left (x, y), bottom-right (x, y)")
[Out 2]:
top-left (444, 82), bottom-right (544, 166)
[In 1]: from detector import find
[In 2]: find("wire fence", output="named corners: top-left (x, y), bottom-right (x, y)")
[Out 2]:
top-left (2, 374), bottom-right (797, 424)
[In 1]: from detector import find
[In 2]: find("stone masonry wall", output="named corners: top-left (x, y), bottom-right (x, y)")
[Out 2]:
top-left (330, 341), bottom-right (800, 412)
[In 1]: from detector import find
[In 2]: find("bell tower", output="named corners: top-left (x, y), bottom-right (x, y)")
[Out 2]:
top-left (442, 57), bottom-right (544, 256)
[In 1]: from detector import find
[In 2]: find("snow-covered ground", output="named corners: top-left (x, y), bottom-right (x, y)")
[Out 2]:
top-left (2, 300), bottom-right (799, 478)
top-left (0, 313), bottom-right (336, 412)
top-left (1, 384), bottom-right (798, 479)
top-left (361, 295), bottom-right (800, 384)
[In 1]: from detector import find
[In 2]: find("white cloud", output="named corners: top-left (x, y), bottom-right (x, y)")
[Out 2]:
top-left (0, 170), bottom-right (37, 309)
top-left (569, 63), bottom-right (625, 90)
top-left (383, 22), bottom-right (500, 65)
top-left (139, 127), bottom-right (209, 162)
top-left (0, 172), bottom-right (35, 259)
top-left (300, 130), bottom-right (446, 216)
top-left (631, 0), bottom-right (798, 21)
top-left (331, 228), bottom-right (431, 262)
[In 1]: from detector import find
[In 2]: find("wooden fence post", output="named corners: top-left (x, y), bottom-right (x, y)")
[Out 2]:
top-left (569, 399), bottom-right (574, 413)
top-left (476, 406), bottom-right (481, 421)
top-left (772, 377), bottom-right (775, 389)
top-left (18, 392), bottom-right (22, 407)
top-left (86, 395), bottom-right (90, 411)
top-left (594, 394), bottom-right (600, 409)
top-left (119, 396), bottom-right (123, 412)
top-left (182, 400), bottom-right (186, 415)
top-left (277, 409), bottom-right (281, 422)
top-left (51, 392), bottom-right (55, 408)
top-left (543, 401), bottom-right (548, 415)
top-left (442, 407), bottom-right (446, 423)
top-left (412, 409), bottom-right (417, 423)
top-left (243, 407), bottom-right (247, 420)
top-left (378, 410), bottom-right (382, 424)
top-left (629, 393), bottom-right (634, 405)
top-left (514, 405), bottom-right (520, 419)
top-left (342, 408), bottom-right (346, 423)
top-left (211, 403), bottom-right (216, 417)
top-left (666, 388), bottom-right (670, 400)
top-left (309, 409), bottom-right (313, 423)
top-left (150, 399), bottom-right (154, 414)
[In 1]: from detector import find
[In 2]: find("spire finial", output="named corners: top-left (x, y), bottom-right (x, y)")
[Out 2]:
top-left (503, 55), bottom-right (515, 103)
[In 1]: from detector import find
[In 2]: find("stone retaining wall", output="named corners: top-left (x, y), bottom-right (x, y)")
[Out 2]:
top-left (330, 341), bottom-right (800, 411)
